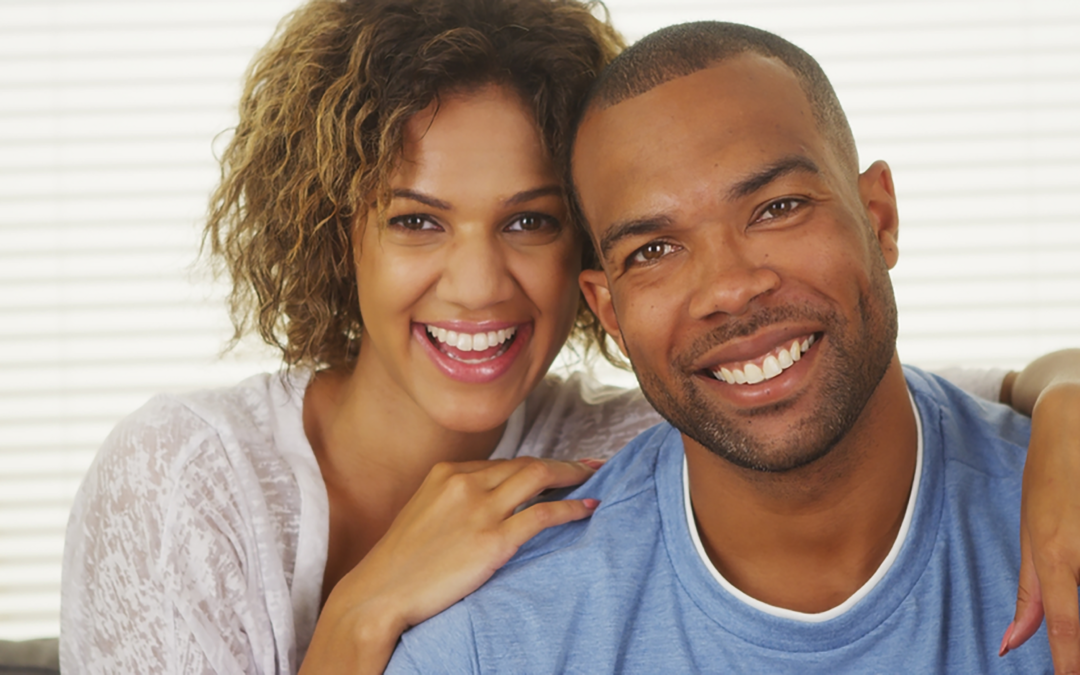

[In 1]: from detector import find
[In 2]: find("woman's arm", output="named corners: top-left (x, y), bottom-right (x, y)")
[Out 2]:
top-left (299, 456), bottom-right (601, 675)
top-left (61, 398), bottom-right (292, 674)
top-left (996, 349), bottom-right (1080, 673)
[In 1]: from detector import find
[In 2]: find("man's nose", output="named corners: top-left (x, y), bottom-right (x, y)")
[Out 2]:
top-left (686, 238), bottom-right (780, 320)
top-left (435, 233), bottom-right (516, 310)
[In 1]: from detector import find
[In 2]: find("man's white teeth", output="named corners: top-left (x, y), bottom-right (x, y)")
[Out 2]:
top-left (761, 355), bottom-right (782, 379)
top-left (426, 325), bottom-right (516, 352)
top-left (743, 363), bottom-right (765, 384)
top-left (777, 348), bottom-right (793, 369)
top-left (711, 334), bottom-right (816, 385)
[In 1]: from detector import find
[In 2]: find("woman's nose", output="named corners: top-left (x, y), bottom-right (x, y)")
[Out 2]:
top-left (435, 234), bottom-right (516, 310)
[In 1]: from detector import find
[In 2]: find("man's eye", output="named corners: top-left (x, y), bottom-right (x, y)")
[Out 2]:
top-left (628, 241), bottom-right (677, 266)
top-left (757, 198), bottom-right (805, 222)
top-left (506, 213), bottom-right (559, 233)
top-left (389, 214), bottom-right (439, 232)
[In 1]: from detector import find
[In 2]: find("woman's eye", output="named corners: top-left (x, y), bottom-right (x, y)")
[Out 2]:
top-left (505, 213), bottom-right (559, 233)
top-left (389, 214), bottom-right (440, 232)
top-left (628, 241), bottom-right (677, 266)
top-left (757, 198), bottom-right (805, 222)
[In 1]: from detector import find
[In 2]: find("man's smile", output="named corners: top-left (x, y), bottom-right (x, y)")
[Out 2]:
top-left (708, 333), bottom-right (818, 385)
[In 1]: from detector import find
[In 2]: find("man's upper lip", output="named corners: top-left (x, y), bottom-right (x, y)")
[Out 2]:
top-left (692, 324), bottom-right (821, 371)
top-left (417, 320), bottom-right (526, 332)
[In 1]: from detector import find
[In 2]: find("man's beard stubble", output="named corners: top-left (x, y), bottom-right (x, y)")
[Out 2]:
top-left (631, 254), bottom-right (899, 474)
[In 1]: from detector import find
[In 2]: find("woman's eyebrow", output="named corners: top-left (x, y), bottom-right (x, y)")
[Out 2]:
top-left (392, 188), bottom-right (452, 210)
top-left (502, 185), bottom-right (563, 207)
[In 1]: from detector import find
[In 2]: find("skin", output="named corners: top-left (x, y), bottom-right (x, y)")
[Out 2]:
top-left (297, 85), bottom-right (600, 675)
top-left (575, 50), bottom-right (1080, 663)
top-left (1004, 349), bottom-right (1080, 667)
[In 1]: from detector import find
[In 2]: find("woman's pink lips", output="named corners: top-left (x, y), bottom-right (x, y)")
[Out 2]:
top-left (413, 322), bottom-right (532, 384)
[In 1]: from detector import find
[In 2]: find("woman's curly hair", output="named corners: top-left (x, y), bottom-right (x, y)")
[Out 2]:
top-left (204, 0), bottom-right (624, 369)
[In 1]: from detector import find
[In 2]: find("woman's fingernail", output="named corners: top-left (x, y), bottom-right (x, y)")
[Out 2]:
top-left (579, 459), bottom-right (605, 470)
top-left (998, 621), bottom-right (1014, 657)
top-left (582, 498), bottom-right (600, 509)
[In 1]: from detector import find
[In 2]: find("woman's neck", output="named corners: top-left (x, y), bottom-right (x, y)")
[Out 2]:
top-left (304, 360), bottom-right (507, 512)
top-left (303, 349), bottom-right (510, 602)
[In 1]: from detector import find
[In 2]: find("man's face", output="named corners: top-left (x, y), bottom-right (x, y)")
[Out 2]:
top-left (575, 54), bottom-right (901, 472)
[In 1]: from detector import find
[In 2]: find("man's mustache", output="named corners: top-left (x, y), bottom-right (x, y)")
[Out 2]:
top-left (673, 303), bottom-right (837, 372)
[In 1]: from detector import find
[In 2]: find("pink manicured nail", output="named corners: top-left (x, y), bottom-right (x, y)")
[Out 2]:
top-left (579, 459), bottom-right (605, 470)
top-left (998, 621), bottom-right (1014, 657)
top-left (582, 499), bottom-right (600, 509)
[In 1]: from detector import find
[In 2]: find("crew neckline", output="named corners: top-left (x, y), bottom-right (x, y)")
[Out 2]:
top-left (656, 374), bottom-right (945, 652)
top-left (682, 388), bottom-right (924, 622)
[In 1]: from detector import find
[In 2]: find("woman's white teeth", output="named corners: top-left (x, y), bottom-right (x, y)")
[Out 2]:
top-left (711, 334), bottom-right (816, 385)
top-left (426, 325), bottom-right (516, 352)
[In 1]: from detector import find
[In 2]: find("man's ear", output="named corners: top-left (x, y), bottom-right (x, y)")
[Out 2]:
top-left (858, 160), bottom-right (900, 269)
top-left (579, 269), bottom-right (629, 358)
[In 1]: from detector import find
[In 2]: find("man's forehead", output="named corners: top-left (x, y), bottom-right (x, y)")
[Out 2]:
top-left (573, 54), bottom-right (825, 236)
top-left (578, 54), bottom-right (805, 138)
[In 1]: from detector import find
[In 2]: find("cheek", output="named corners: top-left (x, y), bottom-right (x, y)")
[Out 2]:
top-left (614, 284), bottom-right (680, 359)
top-left (517, 238), bottom-right (583, 325)
top-left (355, 239), bottom-right (439, 322)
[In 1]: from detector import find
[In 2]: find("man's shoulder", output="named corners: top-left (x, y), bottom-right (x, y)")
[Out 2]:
top-left (512, 420), bottom-right (677, 563)
top-left (904, 365), bottom-right (1031, 475)
top-left (387, 422), bottom-right (683, 673)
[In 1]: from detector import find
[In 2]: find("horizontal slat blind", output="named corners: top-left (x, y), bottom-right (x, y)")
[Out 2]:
top-left (0, 0), bottom-right (296, 640)
top-left (2, 0), bottom-right (1078, 640)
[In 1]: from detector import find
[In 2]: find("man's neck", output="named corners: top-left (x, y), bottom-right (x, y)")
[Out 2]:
top-left (684, 357), bottom-right (917, 613)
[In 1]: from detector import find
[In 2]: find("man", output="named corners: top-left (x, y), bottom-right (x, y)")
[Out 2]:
top-left (385, 22), bottom-right (1055, 673)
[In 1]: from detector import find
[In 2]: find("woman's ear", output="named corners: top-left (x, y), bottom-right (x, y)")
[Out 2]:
top-left (858, 160), bottom-right (900, 269)
top-left (579, 269), bottom-right (628, 358)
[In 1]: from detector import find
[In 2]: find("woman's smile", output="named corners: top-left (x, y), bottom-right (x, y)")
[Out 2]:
top-left (413, 321), bottom-right (533, 384)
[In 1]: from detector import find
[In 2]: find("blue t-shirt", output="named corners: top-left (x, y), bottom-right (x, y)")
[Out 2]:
top-left (386, 368), bottom-right (1049, 673)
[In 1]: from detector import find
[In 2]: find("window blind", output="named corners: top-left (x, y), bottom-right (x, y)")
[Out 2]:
top-left (1, 0), bottom-right (1078, 640)
top-left (0, 0), bottom-right (297, 640)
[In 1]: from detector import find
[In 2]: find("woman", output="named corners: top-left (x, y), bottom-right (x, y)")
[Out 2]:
top-left (59, 0), bottom-right (1079, 673)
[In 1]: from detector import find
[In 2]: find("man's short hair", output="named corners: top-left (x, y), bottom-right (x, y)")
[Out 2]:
top-left (573, 21), bottom-right (858, 178)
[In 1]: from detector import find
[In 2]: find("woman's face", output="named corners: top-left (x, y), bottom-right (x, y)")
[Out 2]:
top-left (354, 85), bottom-right (582, 433)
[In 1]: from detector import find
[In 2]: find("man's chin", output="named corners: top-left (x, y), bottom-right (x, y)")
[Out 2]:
top-left (679, 407), bottom-right (843, 474)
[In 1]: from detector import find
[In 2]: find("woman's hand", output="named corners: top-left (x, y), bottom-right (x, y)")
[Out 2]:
top-left (299, 456), bottom-right (602, 675)
top-left (998, 349), bottom-right (1080, 671)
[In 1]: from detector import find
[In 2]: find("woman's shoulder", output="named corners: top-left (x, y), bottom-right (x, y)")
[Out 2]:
top-left (105, 371), bottom-right (305, 459)
top-left (81, 370), bottom-right (313, 515)
top-left (62, 371), bottom-right (316, 673)
top-left (518, 371), bottom-right (663, 461)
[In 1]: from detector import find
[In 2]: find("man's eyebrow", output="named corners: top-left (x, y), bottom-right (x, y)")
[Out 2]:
top-left (391, 189), bottom-right (452, 210)
top-left (598, 215), bottom-right (674, 262)
top-left (726, 156), bottom-right (823, 202)
top-left (503, 185), bottom-right (563, 207)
